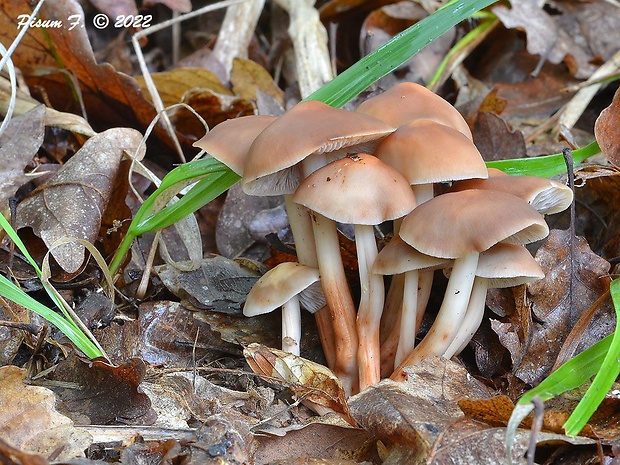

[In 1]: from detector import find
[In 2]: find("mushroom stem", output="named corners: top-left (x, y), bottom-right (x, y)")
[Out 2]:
top-left (391, 253), bottom-right (478, 380)
top-left (310, 211), bottom-right (359, 395)
top-left (355, 224), bottom-right (385, 390)
top-left (443, 276), bottom-right (489, 359)
top-left (281, 295), bottom-right (302, 355)
top-left (284, 195), bottom-right (336, 368)
top-left (394, 269), bottom-right (418, 367)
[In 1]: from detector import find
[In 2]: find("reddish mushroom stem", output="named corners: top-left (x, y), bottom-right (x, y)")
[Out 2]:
top-left (309, 210), bottom-right (360, 395)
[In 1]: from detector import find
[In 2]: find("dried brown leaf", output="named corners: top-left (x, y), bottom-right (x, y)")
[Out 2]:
top-left (0, 0), bottom-right (159, 137)
top-left (254, 423), bottom-right (376, 464)
top-left (15, 128), bottom-right (143, 274)
top-left (0, 105), bottom-right (45, 209)
top-left (594, 87), bottom-right (620, 168)
top-left (492, 229), bottom-right (611, 384)
top-left (430, 417), bottom-right (530, 465)
top-left (0, 366), bottom-right (92, 460)
top-left (171, 89), bottom-right (255, 141)
top-left (348, 357), bottom-right (492, 462)
top-left (135, 68), bottom-right (231, 107)
top-left (244, 343), bottom-right (354, 425)
top-left (492, 0), bottom-right (596, 78)
top-left (143, 0), bottom-right (191, 13)
top-left (155, 254), bottom-right (260, 314)
top-left (231, 57), bottom-right (284, 105)
top-left (473, 111), bottom-right (527, 162)
top-left (50, 355), bottom-right (156, 425)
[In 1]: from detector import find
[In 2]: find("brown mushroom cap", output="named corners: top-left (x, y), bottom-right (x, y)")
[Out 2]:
top-left (399, 189), bottom-right (549, 259)
top-left (193, 115), bottom-right (277, 175)
top-left (293, 154), bottom-right (416, 225)
top-left (243, 262), bottom-right (324, 316)
top-left (243, 101), bottom-right (395, 196)
top-left (356, 82), bottom-right (472, 140)
top-left (373, 119), bottom-right (487, 185)
top-left (448, 171), bottom-right (573, 215)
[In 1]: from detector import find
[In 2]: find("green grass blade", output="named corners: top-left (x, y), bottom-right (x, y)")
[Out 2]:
top-left (0, 274), bottom-right (103, 358)
top-left (563, 278), bottom-right (620, 435)
top-left (517, 335), bottom-right (612, 406)
top-left (307, 0), bottom-right (499, 107)
top-left (133, 169), bottom-right (240, 233)
top-left (486, 140), bottom-right (601, 177)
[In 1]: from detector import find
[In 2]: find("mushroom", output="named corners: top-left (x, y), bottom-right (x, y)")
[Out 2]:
top-left (391, 189), bottom-right (549, 381)
top-left (372, 119), bottom-right (488, 369)
top-left (244, 102), bottom-right (395, 394)
top-left (356, 82), bottom-right (473, 140)
top-left (372, 235), bottom-right (450, 370)
top-left (442, 242), bottom-right (544, 359)
top-left (243, 261), bottom-right (325, 355)
top-left (293, 153), bottom-right (416, 390)
top-left (448, 168), bottom-right (573, 215)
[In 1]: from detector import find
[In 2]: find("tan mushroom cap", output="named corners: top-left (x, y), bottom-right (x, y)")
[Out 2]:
top-left (242, 100), bottom-right (395, 196)
top-left (243, 262), bottom-right (324, 316)
top-left (193, 115), bottom-right (277, 175)
top-left (475, 243), bottom-right (545, 287)
top-left (399, 189), bottom-right (550, 259)
top-left (356, 82), bottom-right (473, 140)
top-left (373, 235), bottom-right (450, 275)
top-left (374, 119), bottom-right (487, 185)
top-left (293, 154), bottom-right (416, 225)
top-left (448, 170), bottom-right (573, 215)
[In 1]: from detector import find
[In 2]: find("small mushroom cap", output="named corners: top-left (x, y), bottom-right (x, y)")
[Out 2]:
top-left (476, 243), bottom-right (545, 287)
top-left (399, 189), bottom-right (550, 259)
top-left (374, 119), bottom-right (487, 185)
top-left (373, 235), bottom-right (450, 275)
top-left (293, 154), bottom-right (417, 225)
top-left (193, 115), bottom-right (277, 175)
top-left (443, 243), bottom-right (544, 287)
top-left (242, 100), bottom-right (395, 195)
top-left (356, 82), bottom-right (473, 140)
top-left (448, 172), bottom-right (573, 215)
top-left (243, 262), bottom-right (324, 316)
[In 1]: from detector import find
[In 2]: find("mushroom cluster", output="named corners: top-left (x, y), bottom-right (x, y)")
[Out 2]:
top-left (194, 82), bottom-right (572, 395)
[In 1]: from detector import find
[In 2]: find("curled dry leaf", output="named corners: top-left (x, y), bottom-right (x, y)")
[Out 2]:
top-left (0, 365), bottom-right (92, 460)
top-left (15, 128), bottom-right (145, 275)
top-left (594, 87), bottom-right (620, 168)
top-left (243, 343), bottom-right (355, 425)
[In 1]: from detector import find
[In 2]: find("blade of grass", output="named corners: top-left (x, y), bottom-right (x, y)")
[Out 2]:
top-left (486, 140), bottom-right (601, 177)
top-left (563, 277), bottom-right (620, 435)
